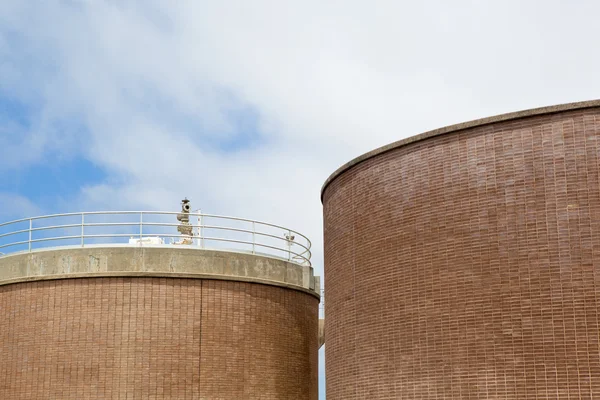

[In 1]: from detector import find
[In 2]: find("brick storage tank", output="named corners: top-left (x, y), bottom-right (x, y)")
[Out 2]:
top-left (322, 100), bottom-right (600, 399)
top-left (0, 209), bottom-right (320, 399)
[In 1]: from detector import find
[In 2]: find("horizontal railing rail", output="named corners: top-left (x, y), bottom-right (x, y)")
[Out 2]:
top-left (0, 211), bottom-right (311, 266)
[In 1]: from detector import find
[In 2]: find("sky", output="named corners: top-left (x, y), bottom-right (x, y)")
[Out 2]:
top-left (2, 1), bottom-right (600, 398)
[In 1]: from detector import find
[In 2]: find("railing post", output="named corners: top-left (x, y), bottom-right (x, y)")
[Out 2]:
top-left (0, 212), bottom-right (310, 266)
top-left (288, 229), bottom-right (292, 261)
top-left (139, 212), bottom-right (143, 246)
top-left (81, 214), bottom-right (85, 247)
top-left (28, 218), bottom-right (32, 252)
top-left (252, 221), bottom-right (256, 254)
top-left (199, 213), bottom-right (204, 249)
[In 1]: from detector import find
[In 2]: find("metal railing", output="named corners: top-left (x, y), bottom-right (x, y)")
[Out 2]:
top-left (0, 211), bottom-right (311, 266)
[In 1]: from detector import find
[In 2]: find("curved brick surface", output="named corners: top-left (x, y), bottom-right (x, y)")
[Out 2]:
top-left (323, 105), bottom-right (600, 399)
top-left (0, 277), bottom-right (318, 399)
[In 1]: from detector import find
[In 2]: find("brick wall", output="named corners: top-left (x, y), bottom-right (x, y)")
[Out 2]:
top-left (323, 108), bottom-right (600, 399)
top-left (0, 277), bottom-right (318, 399)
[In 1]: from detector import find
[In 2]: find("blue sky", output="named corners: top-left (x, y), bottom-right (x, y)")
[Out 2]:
top-left (0, 88), bottom-right (263, 219)
top-left (0, 94), bottom-right (105, 217)
top-left (0, 157), bottom-right (105, 212)
top-left (3, 1), bottom-right (600, 398)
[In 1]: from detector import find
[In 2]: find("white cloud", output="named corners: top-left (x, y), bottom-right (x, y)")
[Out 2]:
top-left (0, 192), bottom-right (42, 220)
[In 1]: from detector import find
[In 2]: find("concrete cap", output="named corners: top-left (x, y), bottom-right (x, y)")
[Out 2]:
top-left (0, 246), bottom-right (321, 299)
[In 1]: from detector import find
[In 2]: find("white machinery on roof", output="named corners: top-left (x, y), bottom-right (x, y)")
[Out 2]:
top-left (128, 236), bottom-right (165, 245)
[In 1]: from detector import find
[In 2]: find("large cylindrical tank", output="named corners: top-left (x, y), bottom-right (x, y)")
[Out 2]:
top-left (0, 247), bottom-right (320, 399)
top-left (322, 100), bottom-right (600, 399)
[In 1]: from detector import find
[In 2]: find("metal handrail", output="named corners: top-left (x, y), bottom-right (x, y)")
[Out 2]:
top-left (0, 211), bottom-right (312, 266)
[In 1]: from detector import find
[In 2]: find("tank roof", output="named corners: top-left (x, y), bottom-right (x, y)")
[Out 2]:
top-left (321, 99), bottom-right (600, 201)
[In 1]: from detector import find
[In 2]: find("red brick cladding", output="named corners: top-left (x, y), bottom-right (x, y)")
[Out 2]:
top-left (0, 277), bottom-right (318, 399)
top-left (323, 109), bottom-right (600, 399)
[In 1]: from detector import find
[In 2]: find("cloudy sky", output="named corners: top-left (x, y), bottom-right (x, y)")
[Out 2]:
top-left (2, 1), bottom-right (600, 397)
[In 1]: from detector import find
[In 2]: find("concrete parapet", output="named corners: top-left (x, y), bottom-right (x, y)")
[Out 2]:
top-left (0, 246), bottom-right (320, 298)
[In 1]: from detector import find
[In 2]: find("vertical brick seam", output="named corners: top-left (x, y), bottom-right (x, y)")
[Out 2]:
top-left (0, 277), bottom-right (318, 399)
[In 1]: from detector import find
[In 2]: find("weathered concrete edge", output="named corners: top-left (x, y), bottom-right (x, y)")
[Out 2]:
top-left (0, 271), bottom-right (321, 299)
top-left (318, 318), bottom-right (325, 348)
top-left (321, 99), bottom-right (600, 201)
top-left (0, 247), bottom-right (321, 299)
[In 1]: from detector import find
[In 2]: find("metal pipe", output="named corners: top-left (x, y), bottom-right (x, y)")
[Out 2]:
top-left (288, 229), bottom-right (292, 261)
top-left (0, 211), bottom-right (311, 245)
top-left (112, 212), bottom-right (312, 244)
top-left (30, 235), bottom-right (87, 243)
top-left (0, 240), bottom-right (30, 249)
top-left (28, 219), bottom-right (32, 252)
top-left (0, 228), bottom-right (32, 239)
top-left (199, 213), bottom-right (204, 249)
top-left (29, 224), bottom-right (86, 232)
top-left (0, 211), bottom-right (312, 266)
top-left (81, 214), bottom-right (85, 247)
top-left (252, 221), bottom-right (256, 254)
top-left (139, 212), bottom-right (143, 245)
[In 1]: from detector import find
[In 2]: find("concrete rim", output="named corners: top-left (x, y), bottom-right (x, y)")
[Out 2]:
top-left (0, 247), bottom-right (321, 299)
top-left (0, 272), bottom-right (321, 299)
top-left (321, 99), bottom-right (600, 201)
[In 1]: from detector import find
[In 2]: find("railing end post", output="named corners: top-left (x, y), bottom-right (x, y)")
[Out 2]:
top-left (252, 221), bottom-right (256, 254)
top-left (28, 218), bottom-right (32, 252)
top-left (81, 213), bottom-right (85, 248)
top-left (139, 212), bottom-right (143, 246)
